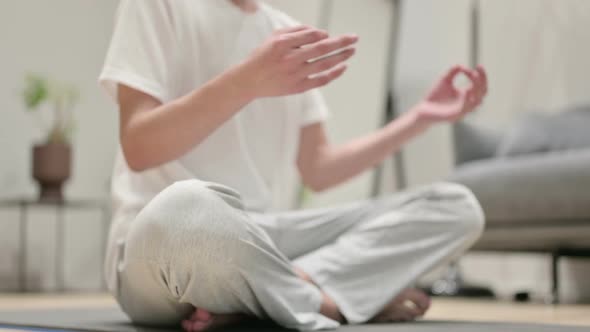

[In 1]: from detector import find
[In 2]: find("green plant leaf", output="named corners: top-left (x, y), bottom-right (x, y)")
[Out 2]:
top-left (22, 73), bottom-right (79, 144)
top-left (22, 74), bottom-right (49, 110)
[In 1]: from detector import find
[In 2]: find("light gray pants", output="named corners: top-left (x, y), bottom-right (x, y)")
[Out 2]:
top-left (115, 180), bottom-right (484, 331)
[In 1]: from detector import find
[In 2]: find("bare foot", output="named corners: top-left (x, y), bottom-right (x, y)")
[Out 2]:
top-left (370, 288), bottom-right (431, 323)
top-left (182, 308), bottom-right (247, 332)
top-left (296, 268), bottom-right (345, 323)
top-left (182, 268), bottom-right (344, 331)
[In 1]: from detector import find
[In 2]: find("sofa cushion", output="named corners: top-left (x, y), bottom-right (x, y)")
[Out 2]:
top-left (496, 105), bottom-right (590, 157)
top-left (450, 149), bottom-right (590, 225)
top-left (453, 121), bottom-right (504, 165)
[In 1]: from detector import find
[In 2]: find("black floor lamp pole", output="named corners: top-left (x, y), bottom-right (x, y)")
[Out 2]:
top-left (372, 0), bottom-right (405, 197)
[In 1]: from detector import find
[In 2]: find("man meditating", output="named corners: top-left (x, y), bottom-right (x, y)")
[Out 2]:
top-left (99, 0), bottom-right (488, 331)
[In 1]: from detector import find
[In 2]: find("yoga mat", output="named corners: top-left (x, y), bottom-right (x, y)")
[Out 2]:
top-left (0, 307), bottom-right (588, 332)
top-left (0, 327), bottom-right (70, 332)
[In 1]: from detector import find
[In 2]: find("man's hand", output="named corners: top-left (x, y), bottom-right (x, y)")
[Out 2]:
top-left (236, 25), bottom-right (358, 98)
top-left (413, 65), bottom-right (488, 124)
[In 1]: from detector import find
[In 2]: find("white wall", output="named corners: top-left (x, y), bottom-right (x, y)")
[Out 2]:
top-left (478, 0), bottom-right (590, 127)
top-left (0, 0), bottom-right (120, 291)
top-left (0, 0), bottom-right (119, 200)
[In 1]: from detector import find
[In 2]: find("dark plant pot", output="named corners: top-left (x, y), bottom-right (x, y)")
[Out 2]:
top-left (32, 143), bottom-right (72, 203)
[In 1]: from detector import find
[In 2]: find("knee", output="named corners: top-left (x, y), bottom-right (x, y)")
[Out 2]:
top-left (129, 180), bottom-right (248, 260)
top-left (142, 180), bottom-right (243, 223)
top-left (159, 179), bottom-right (248, 234)
top-left (162, 179), bottom-right (243, 210)
top-left (435, 182), bottom-right (485, 242)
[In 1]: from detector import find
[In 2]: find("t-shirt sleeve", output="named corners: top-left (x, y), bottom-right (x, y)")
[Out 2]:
top-left (99, 0), bottom-right (179, 103)
top-left (300, 88), bottom-right (331, 126)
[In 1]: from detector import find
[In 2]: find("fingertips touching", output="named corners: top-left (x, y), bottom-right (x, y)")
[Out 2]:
top-left (445, 65), bottom-right (470, 82)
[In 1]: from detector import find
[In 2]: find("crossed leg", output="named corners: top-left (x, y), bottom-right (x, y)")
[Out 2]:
top-left (178, 182), bottom-right (484, 331)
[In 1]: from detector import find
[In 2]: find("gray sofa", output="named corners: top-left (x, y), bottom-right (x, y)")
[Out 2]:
top-left (448, 108), bottom-right (590, 302)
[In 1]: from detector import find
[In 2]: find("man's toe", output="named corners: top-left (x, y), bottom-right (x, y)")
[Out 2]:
top-left (403, 289), bottom-right (431, 312)
top-left (195, 308), bottom-right (212, 321)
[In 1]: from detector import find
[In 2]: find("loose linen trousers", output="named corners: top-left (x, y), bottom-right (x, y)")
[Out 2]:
top-left (114, 179), bottom-right (484, 331)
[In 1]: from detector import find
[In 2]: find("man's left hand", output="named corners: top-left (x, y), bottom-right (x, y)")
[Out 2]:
top-left (413, 65), bottom-right (488, 124)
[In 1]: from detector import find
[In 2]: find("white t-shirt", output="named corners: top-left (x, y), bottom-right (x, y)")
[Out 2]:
top-left (99, 0), bottom-right (329, 293)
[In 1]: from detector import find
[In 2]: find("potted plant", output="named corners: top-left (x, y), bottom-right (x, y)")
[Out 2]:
top-left (22, 74), bottom-right (79, 203)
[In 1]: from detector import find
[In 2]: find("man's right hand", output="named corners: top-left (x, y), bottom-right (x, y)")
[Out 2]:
top-left (237, 25), bottom-right (358, 98)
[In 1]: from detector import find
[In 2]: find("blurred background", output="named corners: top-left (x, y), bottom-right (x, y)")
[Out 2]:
top-left (1, 0), bottom-right (589, 305)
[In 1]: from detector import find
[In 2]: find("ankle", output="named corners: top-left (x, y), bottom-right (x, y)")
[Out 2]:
top-left (320, 292), bottom-right (345, 323)
top-left (295, 268), bottom-right (345, 323)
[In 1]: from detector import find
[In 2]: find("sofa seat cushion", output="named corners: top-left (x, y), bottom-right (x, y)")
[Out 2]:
top-left (450, 149), bottom-right (590, 225)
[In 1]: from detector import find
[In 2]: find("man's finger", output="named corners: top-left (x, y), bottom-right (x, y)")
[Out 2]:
top-left (465, 88), bottom-right (481, 112)
top-left (273, 25), bottom-right (311, 36)
top-left (294, 34), bottom-right (359, 62)
top-left (297, 63), bottom-right (348, 92)
top-left (470, 70), bottom-right (485, 101)
top-left (300, 47), bottom-right (356, 78)
top-left (461, 68), bottom-right (479, 88)
top-left (460, 68), bottom-right (487, 106)
top-left (279, 29), bottom-right (329, 49)
top-left (462, 89), bottom-right (477, 113)
top-left (443, 65), bottom-right (471, 83)
top-left (476, 65), bottom-right (488, 94)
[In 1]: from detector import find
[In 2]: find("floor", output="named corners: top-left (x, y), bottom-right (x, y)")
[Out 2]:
top-left (0, 293), bottom-right (589, 330)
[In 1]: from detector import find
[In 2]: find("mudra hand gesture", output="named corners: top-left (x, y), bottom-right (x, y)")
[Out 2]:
top-left (414, 65), bottom-right (488, 124)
